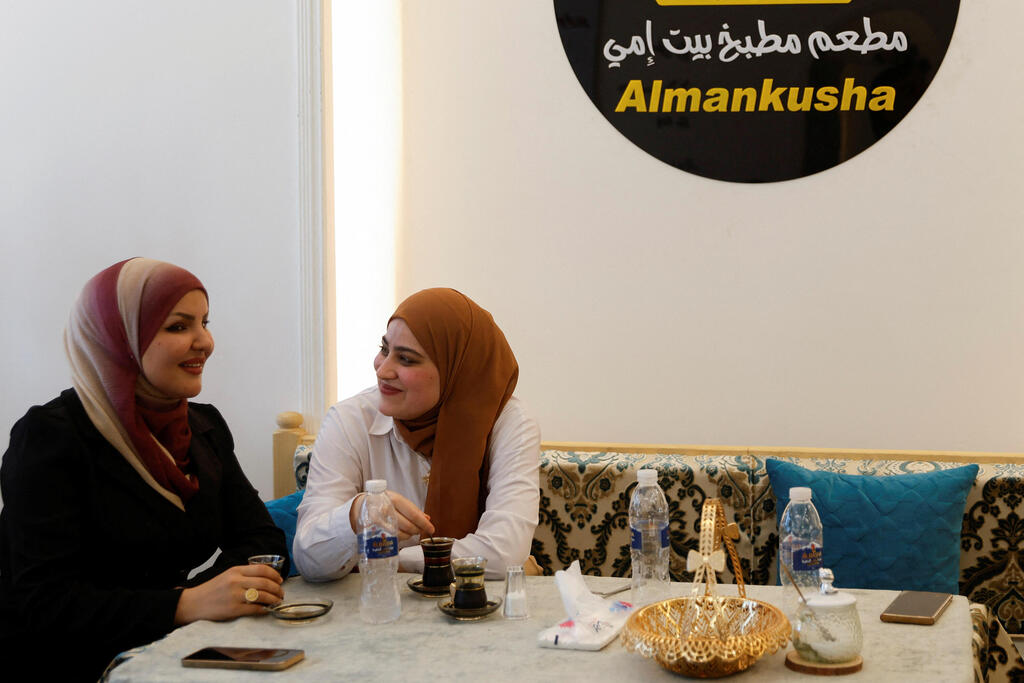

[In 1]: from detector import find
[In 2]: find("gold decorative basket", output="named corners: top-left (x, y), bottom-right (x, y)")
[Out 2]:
top-left (620, 499), bottom-right (791, 678)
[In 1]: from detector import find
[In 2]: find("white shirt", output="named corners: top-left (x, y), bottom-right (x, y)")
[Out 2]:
top-left (293, 387), bottom-right (540, 580)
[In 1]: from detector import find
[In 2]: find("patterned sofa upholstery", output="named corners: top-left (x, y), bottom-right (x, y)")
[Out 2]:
top-left (531, 445), bottom-right (1024, 637)
top-left (974, 603), bottom-right (1024, 683)
top-left (530, 444), bottom-right (1024, 682)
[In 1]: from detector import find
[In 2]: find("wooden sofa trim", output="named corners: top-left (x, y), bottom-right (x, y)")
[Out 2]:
top-left (542, 441), bottom-right (1024, 465)
top-left (273, 413), bottom-right (1024, 498)
top-left (273, 412), bottom-right (316, 498)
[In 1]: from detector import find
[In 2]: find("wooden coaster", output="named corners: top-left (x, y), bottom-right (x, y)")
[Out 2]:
top-left (785, 651), bottom-right (863, 675)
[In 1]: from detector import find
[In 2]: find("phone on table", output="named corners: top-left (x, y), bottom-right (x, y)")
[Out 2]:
top-left (181, 646), bottom-right (305, 671)
top-left (879, 590), bottom-right (953, 625)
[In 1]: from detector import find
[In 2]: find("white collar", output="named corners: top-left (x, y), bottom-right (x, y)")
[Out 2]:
top-left (369, 409), bottom-right (394, 437)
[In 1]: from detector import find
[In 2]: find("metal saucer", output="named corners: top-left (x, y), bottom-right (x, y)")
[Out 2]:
top-left (268, 598), bottom-right (334, 622)
top-left (408, 577), bottom-right (450, 597)
top-left (437, 598), bottom-right (502, 621)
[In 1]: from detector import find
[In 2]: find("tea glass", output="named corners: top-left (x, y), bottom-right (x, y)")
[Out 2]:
top-left (248, 554), bottom-right (286, 576)
top-left (451, 556), bottom-right (488, 610)
top-left (420, 537), bottom-right (456, 588)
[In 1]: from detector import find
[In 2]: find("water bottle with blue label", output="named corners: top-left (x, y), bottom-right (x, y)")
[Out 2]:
top-left (358, 479), bottom-right (401, 624)
top-left (629, 468), bottom-right (670, 605)
top-left (779, 486), bottom-right (823, 592)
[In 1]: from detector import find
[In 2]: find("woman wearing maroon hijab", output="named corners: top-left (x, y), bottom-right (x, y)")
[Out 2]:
top-left (0, 258), bottom-right (287, 681)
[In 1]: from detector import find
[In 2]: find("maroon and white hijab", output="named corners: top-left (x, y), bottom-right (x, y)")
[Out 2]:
top-left (65, 258), bottom-right (207, 510)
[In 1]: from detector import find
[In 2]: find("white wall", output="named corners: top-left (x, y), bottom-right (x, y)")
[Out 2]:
top-left (399, 2), bottom-right (1024, 452)
top-left (0, 1), bottom-right (304, 497)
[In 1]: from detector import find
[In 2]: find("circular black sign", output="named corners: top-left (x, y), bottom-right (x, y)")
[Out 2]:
top-left (554, 0), bottom-right (959, 182)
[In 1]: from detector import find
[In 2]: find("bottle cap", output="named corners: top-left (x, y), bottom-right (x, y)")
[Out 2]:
top-left (637, 468), bottom-right (658, 486)
top-left (366, 479), bottom-right (387, 494)
top-left (789, 486), bottom-right (812, 501)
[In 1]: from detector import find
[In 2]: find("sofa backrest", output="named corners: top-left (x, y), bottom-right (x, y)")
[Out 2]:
top-left (273, 414), bottom-right (1024, 632)
top-left (531, 443), bottom-right (1024, 635)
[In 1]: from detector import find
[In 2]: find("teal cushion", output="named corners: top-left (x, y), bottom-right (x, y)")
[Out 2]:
top-left (265, 490), bottom-right (305, 577)
top-left (765, 459), bottom-right (978, 594)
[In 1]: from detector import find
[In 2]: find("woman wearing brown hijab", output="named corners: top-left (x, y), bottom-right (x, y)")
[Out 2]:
top-left (294, 288), bottom-right (540, 580)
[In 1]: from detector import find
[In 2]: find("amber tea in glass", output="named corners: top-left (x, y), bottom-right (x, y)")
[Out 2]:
top-left (451, 556), bottom-right (487, 609)
top-left (420, 537), bottom-right (455, 588)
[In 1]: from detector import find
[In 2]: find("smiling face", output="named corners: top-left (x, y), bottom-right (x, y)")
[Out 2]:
top-left (140, 289), bottom-right (214, 401)
top-left (373, 318), bottom-right (441, 420)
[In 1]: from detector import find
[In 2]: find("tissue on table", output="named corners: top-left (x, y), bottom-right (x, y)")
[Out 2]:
top-left (538, 561), bottom-right (636, 651)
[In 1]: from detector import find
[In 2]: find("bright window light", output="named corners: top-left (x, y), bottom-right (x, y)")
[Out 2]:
top-left (332, 1), bottom-right (401, 401)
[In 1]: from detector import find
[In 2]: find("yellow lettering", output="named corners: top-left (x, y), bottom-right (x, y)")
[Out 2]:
top-left (649, 80), bottom-right (662, 112)
top-left (815, 86), bottom-right (839, 112)
top-left (612, 79), bottom-right (891, 115)
top-left (786, 87), bottom-right (814, 112)
top-left (758, 79), bottom-right (786, 112)
top-left (615, 80), bottom-right (648, 113)
top-left (703, 88), bottom-right (729, 112)
top-left (840, 77), bottom-right (867, 110)
top-left (662, 86), bottom-right (702, 112)
top-left (869, 86), bottom-right (896, 111)
top-left (731, 87), bottom-right (757, 112)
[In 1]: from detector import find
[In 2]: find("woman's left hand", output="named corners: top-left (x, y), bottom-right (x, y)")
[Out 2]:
top-left (174, 564), bottom-right (285, 625)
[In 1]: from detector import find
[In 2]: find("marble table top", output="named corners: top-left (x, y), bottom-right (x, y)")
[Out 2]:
top-left (107, 574), bottom-right (973, 682)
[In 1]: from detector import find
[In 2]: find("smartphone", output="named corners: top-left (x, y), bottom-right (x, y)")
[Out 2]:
top-left (879, 590), bottom-right (953, 625)
top-left (181, 646), bottom-right (305, 671)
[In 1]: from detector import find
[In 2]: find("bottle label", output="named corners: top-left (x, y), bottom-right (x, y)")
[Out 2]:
top-left (631, 523), bottom-right (669, 550)
top-left (791, 543), bottom-right (823, 571)
top-left (360, 531), bottom-right (398, 559)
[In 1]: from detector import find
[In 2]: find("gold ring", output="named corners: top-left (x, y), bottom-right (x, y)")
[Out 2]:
top-left (244, 588), bottom-right (260, 603)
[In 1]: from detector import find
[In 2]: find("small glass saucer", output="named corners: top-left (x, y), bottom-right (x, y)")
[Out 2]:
top-left (437, 598), bottom-right (502, 621)
top-left (408, 577), bottom-right (450, 597)
top-left (268, 598), bottom-right (333, 622)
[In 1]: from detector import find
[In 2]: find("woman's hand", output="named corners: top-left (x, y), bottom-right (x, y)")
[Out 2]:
top-left (386, 490), bottom-right (435, 540)
top-left (348, 491), bottom-right (436, 540)
top-left (174, 564), bottom-right (285, 625)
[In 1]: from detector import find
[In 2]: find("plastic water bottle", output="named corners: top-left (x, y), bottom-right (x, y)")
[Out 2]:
top-left (358, 479), bottom-right (401, 624)
top-left (779, 486), bottom-right (823, 591)
top-left (629, 468), bottom-right (670, 605)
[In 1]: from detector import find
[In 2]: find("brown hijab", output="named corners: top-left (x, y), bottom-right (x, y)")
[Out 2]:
top-left (389, 288), bottom-right (518, 539)
top-left (64, 258), bottom-right (207, 510)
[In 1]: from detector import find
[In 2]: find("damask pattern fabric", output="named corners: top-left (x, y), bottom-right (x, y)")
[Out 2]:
top-left (971, 602), bottom-right (1024, 683)
top-left (294, 444), bottom-right (311, 490)
top-left (531, 449), bottom-right (758, 585)
top-left (530, 449), bottom-right (1024, 641)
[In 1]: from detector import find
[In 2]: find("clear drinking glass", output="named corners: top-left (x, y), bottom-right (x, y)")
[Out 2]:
top-left (248, 554), bottom-right (286, 576)
top-left (502, 565), bottom-right (528, 619)
top-left (420, 537), bottom-right (456, 588)
top-left (451, 556), bottom-right (488, 609)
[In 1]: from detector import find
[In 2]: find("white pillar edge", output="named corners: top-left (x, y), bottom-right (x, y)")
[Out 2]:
top-left (297, 0), bottom-right (326, 435)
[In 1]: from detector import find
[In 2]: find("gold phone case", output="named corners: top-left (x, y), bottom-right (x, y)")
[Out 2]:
top-left (879, 591), bottom-right (953, 625)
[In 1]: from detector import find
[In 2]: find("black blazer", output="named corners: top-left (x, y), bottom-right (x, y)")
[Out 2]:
top-left (0, 389), bottom-right (287, 681)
